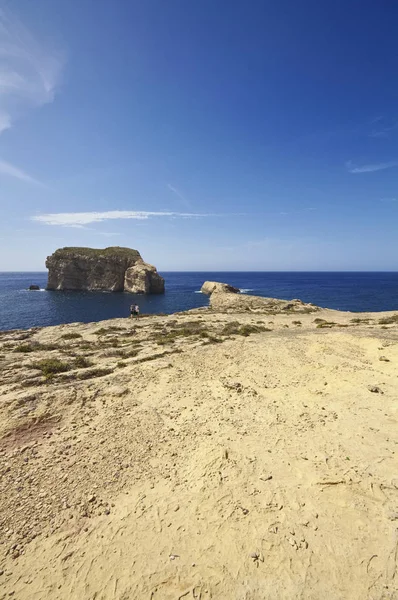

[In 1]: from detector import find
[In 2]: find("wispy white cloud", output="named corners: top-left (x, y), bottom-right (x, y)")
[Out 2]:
top-left (0, 7), bottom-right (64, 134)
top-left (0, 158), bottom-right (43, 185)
top-left (31, 210), bottom-right (216, 227)
top-left (346, 160), bottom-right (398, 174)
top-left (167, 183), bottom-right (191, 208)
top-left (368, 117), bottom-right (398, 138)
top-left (380, 197), bottom-right (398, 203)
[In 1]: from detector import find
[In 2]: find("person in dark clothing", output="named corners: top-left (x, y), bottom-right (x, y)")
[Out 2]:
top-left (130, 304), bottom-right (139, 318)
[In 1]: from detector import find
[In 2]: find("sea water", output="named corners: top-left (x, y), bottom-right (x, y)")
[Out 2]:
top-left (1, 271), bottom-right (398, 331)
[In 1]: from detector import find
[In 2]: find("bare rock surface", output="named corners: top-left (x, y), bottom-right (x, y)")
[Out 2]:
top-left (201, 280), bottom-right (319, 313)
top-left (201, 281), bottom-right (240, 295)
top-left (46, 246), bottom-right (164, 294)
top-left (1, 305), bottom-right (398, 598)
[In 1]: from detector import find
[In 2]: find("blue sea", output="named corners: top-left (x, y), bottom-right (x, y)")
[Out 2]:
top-left (1, 272), bottom-right (398, 331)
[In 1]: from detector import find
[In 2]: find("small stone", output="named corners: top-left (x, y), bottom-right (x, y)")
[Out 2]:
top-left (388, 512), bottom-right (398, 521)
top-left (260, 474), bottom-right (272, 482)
top-left (368, 385), bottom-right (383, 394)
top-left (379, 356), bottom-right (390, 362)
top-left (268, 525), bottom-right (278, 534)
top-left (104, 509), bottom-right (110, 515)
top-left (250, 552), bottom-right (259, 560)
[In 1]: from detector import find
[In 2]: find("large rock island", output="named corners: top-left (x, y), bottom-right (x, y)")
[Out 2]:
top-left (46, 246), bottom-right (165, 293)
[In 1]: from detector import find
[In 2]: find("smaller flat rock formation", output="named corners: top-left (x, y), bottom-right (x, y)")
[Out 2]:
top-left (202, 280), bottom-right (319, 313)
top-left (201, 281), bottom-right (240, 295)
top-left (46, 247), bottom-right (164, 294)
top-left (28, 285), bottom-right (40, 291)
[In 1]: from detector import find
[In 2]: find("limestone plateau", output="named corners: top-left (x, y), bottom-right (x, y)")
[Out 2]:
top-left (46, 247), bottom-right (165, 294)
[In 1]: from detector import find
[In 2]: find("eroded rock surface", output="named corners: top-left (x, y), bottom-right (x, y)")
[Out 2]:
top-left (201, 281), bottom-right (240, 295)
top-left (201, 280), bottom-right (318, 313)
top-left (46, 247), bottom-right (164, 294)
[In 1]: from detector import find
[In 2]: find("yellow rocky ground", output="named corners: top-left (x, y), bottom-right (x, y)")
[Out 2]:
top-left (0, 306), bottom-right (398, 599)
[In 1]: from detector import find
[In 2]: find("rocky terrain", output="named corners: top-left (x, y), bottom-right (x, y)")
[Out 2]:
top-left (0, 296), bottom-right (398, 599)
top-left (46, 246), bottom-right (165, 293)
top-left (201, 280), bottom-right (319, 314)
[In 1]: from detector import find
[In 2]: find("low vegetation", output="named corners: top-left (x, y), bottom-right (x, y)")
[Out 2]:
top-left (379, 314), bottom-right (398, 325)
top-left (220, 321), bottom-right (270, 337)
top-left (316, 321), bottom-right (337, 329)
top-left (32, 358), bottom-right (70, 378)
top-left (51, 246), bottom-right (141, 260)
top-left (74, 356), bottom-right (93, 368)
top-left (14, 342), bottom-right (59, 353)
top-left (60, 332), bottom-right (82, 340)
top-left (350, 318), bottom-right (372, 324)
top-left (95, 326), bottom-right (126, 335)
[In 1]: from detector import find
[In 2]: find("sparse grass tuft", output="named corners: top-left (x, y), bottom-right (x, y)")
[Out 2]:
top-left (60, 332), bottom-right (82, 340)
top-left (74, 356), bottom-right (93, 368)
top-left (220, 322), bottom-right (270, 337)
top-left (95, 326), bottom-right (126, 335)
top-left (379, 314), bottom-right (398, 325)
top-left (78, 343), bottom-right (92, 350)
top-left (14, 343), bottom-right (35, 353)
top-left (14, 342), bottom-right (59, 353)
top-left (350, 318), bottom-right (371, 324)
top-left (316, 321), bottom-right (337, 328)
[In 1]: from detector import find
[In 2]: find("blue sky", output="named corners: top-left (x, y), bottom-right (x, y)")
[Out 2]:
top-left (1, 0), bottom-right (398, 271)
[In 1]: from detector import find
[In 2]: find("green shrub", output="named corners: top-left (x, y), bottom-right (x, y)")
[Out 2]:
top-left (33, 358), bottom-right (69, 377)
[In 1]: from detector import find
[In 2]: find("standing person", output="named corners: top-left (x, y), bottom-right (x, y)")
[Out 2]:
top-left (130, 303), bottom-right (139, 318)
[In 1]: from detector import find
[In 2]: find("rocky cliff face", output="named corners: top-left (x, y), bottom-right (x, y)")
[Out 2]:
top-left (46, 247), bottom-right (165, 294)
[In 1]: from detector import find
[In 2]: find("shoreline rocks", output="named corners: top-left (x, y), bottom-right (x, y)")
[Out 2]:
top-left (200, 281), bottom-right (240, 295)
top-left (201, 280), bottom-right (319, 313)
